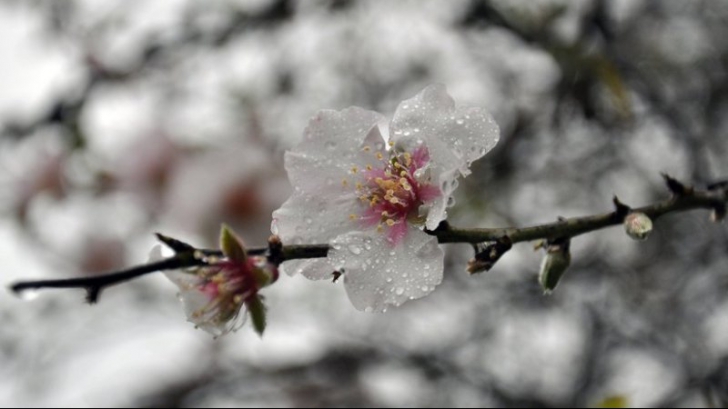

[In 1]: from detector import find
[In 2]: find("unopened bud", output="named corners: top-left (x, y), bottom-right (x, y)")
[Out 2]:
top-left (538, 239), bottom-right (571, 294)
top-left (624, 212), bottom-right (653, 241)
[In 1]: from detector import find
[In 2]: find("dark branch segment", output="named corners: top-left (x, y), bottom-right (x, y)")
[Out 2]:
top-left (7, 175), bottom-right (728, 303)
top-left (10, 255), bottom-right (207, 303)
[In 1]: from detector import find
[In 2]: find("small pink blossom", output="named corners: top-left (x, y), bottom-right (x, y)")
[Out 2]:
top-left (153, 227), bottom-right (278, 337)
top-left (273, 84), bottom-right (499, 312)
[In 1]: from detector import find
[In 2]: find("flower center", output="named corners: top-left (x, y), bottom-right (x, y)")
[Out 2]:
top-left (347, 145), bottom-right (439, 245)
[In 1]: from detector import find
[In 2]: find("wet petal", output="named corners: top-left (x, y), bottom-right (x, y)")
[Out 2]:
top-left (390, 84), bottom-right (499, 177)
top-left (280, 258), bottom-right (336, 281)
top-left (286, 108), bottom-right (386, 196)
top-left (329, 227), bottom-right (444, 312)
top-left (272, 190), bottom-right (362, 246)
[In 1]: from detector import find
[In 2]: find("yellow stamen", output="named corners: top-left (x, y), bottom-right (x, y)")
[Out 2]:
top-left (377, 224), bottom-right (384, 233)
top-left (362, 146), bottom-right (371, 152)
top-left (376, 152), bottom-right (384, 160)
top-left (366, 164), bottom-right (373, 171)
top-left (404, 152), bottom-right (412, 166)
top-left (349, 214), bottom-right (358, 221)
top-left (356, 182), bottom-right (363, 191)
top-left (342, 179), bottom-right (349, 187)
top-left (388, 141), bottom-right (395, 147)
top-left (351, 166), bottom-right (358, 174)
top-left (386, 219), bottom-right (395, 227)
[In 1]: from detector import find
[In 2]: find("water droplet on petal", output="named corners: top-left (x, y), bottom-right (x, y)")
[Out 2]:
top-left (456, 119), bottom-right (464, 125)
top-left (447, 196), bottom-right (456, 208)
top-left (386, 277), bottom-right (393, 283)
top-left (271, 220), bottom-right (279, 235)
top-left (364, 307), bottom-right (374, 313)
top-left (348, 245), bottom-right (362, 255)
top-left (395, 288), bottom-right (405, 296)
top-left (421, 285), bottom-right (429, 292)
top-left (305, 218), bottom-right (313, 225)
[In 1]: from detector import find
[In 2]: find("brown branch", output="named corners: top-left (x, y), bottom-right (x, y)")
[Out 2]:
top-left (8, 176), bottom-right (727, 302)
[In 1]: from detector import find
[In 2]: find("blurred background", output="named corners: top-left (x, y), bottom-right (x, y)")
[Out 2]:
top-left (1, 0), bottom-right (728, 407)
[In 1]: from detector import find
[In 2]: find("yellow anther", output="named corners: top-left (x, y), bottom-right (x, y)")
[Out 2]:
top-left (360, 195), bottom-right (369, 202)
top-left (362, 146), bottom-right (371, 152)
top-left (233, 295), bottom-right (243, 304)
top-left (394, 162), bottom-right (402, 169)
top-left (342, 179), bottom-right (349, 187)
top-left (376, 152), bottom-right (384, 160)
top-left (356, 182), bottom-right (363, 191)
top-left (388, 141), bottom-right (395, 147)
top-left (351, 166), bottom-right (358, 174)
top-left (349, 214), bottom-right (358, 221)
top-left (386, 219), bottom-right (395, 227)
top-left (404, 152), bottom-right (412, 166)
top-left (377, 224), bottom-right (384, 233)
top-left (400, 171), bottom-right (408, 177)
top-left (366, 164), bottom-right (373, 171)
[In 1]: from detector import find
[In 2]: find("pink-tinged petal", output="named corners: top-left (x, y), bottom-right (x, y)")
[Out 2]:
top-left (411, 145), bottom-right (431, 170)
top-left (418, 184), bottom-right (441, 202)
top-left (329, 227), bottom-right (444, 313)
top-left (387, 220), bottom-right (408, 246)
top-left (363, 167), bottom-right (387, 180)
top-left (360, 206), bottom-right (383, 228)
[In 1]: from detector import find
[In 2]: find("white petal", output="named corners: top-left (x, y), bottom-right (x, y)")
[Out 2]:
top-left (329, 227), bottom-right (444, 313)
top-left (390, 84), bottom-right (500, 177)
top-left (280, 258), bottom-right (336, 281)
top-left (272, 190), bottom-right (362, 245)
top-left (285, 108), bottom-right (386, 195)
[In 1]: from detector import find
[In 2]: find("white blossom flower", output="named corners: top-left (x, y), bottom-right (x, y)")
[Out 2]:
top-left (152, 227), bottom-right (278, 337)
top-left (272, 84), bottom-right (499, 312)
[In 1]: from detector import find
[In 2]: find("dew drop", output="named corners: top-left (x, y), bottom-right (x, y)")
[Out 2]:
top-left (271, 221), bottom-right (279, 235)
top-left (456, 119), bottom-right (464, 125)
top-left (386, 277), bottom-right (393, 283)
top-left (395, 287), bottom-right (405, 295)
top-left (348, 245), bottom-right (362, 255)
top-left (421, 285), bottom-right (430, 292)
top-left (414, 128), bottom-right (420, 133)
top-left (389, 251), bottom-right (396, 256)
top-left (305, 218), bottom-right (313, 225)
top-left (404, 131), bottom-right (411, 136)
top-left (365, 307), bottom-right (374, 313)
